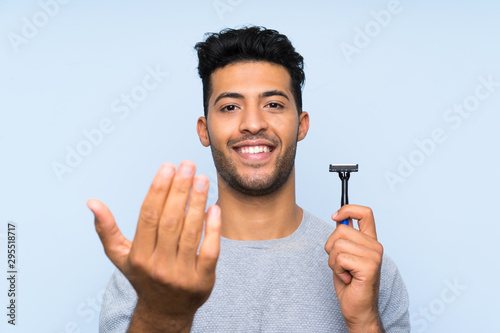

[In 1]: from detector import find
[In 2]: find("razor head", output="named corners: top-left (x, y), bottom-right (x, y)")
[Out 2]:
top-left (329, 164), bottom-right (358, 173)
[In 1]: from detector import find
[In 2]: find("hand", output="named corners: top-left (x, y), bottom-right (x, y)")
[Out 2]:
top-left (87, 161), bottom-right (221, 332)
top-left (324, 205), bottom-right (385, 333)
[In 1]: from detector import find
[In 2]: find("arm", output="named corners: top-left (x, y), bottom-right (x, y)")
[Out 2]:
top-left (88, 161), bottom-right (221, 332)
top-left (325, 205), bottom-right (385, 333)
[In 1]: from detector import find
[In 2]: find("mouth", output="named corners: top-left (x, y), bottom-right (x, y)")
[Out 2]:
top-left (231, 140), bottom-right (276, 161)
top-left (234, 145), bottom-right (273, 154)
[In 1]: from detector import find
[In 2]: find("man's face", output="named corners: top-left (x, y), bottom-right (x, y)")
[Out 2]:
top-left (197, 61), bottom-right (309, 196)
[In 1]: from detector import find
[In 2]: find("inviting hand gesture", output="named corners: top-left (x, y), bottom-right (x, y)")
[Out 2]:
top-left (88, 161), bottom-right (221, 332)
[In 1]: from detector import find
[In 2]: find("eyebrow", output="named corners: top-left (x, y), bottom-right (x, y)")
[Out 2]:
top-left (261, 90), bottom-right (290, 101)
top-left (213, 90), bottom-right (290, 106)
top-left (213, 92), bottom-right (244, 105)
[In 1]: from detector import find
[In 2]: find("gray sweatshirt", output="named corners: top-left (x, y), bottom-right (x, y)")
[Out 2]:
top-left (99, 210), bottom-right (410, 332)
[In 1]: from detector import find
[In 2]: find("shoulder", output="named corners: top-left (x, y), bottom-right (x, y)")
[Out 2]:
top-left (379, 253), bottom-right (409, 298)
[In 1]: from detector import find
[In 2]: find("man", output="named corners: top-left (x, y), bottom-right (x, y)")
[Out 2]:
top-left (88, 26), bottom-right (410, 332)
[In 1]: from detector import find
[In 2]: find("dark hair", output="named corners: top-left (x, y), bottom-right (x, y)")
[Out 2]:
top-left (194, 26), bottom-right (305, 118)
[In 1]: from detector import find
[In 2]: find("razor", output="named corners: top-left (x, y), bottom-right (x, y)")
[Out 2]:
top-left (329, 164), bottom-right (358, 225)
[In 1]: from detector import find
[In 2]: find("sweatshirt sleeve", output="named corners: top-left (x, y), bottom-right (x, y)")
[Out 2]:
top-left (378, 254), bottom-right (411, 332)
top-left (99, 269), bottom-right (137, 333)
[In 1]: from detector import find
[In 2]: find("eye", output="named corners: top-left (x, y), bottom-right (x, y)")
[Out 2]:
top-left (266, 102), bottom-right (284, 109)
top-left (221, 104), bottom-right (238, 112)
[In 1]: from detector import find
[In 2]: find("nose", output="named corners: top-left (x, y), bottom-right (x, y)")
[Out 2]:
top-left (238, 105), bottom-right (268, 134)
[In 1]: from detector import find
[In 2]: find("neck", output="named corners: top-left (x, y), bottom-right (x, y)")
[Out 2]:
top-left (216, 168), bottom-right (303, 241)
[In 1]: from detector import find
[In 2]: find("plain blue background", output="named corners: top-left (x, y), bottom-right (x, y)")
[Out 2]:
top-left (1, 1), bottom-right (499, 332)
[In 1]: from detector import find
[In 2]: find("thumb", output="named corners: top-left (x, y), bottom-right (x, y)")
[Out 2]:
top-left (87, 198), bottom-right (131, 269)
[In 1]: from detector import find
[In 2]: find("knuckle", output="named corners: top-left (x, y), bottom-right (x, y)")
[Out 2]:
top-left (173, 180), bottom-right (191, 195)
top-left (328, 255), bottom-right (336, 269)
top-left (140, 207), bottom-right (160, 225)
top-left (336, 226), bottom-right (348, 237)
top-left (363, 206), bottom-right (374, 217)
top-left (163, 216), bottom-right (181, 230)
top-left (376, 242), bottom-right (384, 255)
top-left (149, 179), bottom-right (165, 193)
top-left (330, 239), bottom-right (341, 252)
top-left (324, 242), bottom-right (330, 253)
top-left (335, 253), bottom-right (347, 266)
top-left (368, 260), bottom-right (381, 273)
top-left (94, 222), bottom-right (105, 235)
top-left (202, 248), bottom-right (219, 261)
top-left (180, 242), bottom-right (198, 256)
top-left (151, 266), bottom-right (171, 283)
top-left (128, 254), bottom-right (147, 271)
top-left (182, 228), bottom-right (201, 246)
top-left (368, 248), bottom-right (383, 266)
top-left (199, 241), bottom-right (220, 261)
top-left (189, 192), bottom-right (206, 208)
top-left (176, 279), bottom-right (197, 293)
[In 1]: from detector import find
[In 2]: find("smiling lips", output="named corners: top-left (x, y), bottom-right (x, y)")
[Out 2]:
top-left (232, 141), bottom-right (275, 161)
top-left (236, 145), bottom-right (272, 154)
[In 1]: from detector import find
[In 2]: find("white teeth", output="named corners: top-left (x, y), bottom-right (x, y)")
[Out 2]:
top-left (239, 146), bottom-right (271, 154)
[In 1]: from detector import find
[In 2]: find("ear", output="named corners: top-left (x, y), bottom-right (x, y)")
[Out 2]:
top-left (197, 116), bottom-right (210, 147)
top-left (297, 111), bottom-right (309, 141)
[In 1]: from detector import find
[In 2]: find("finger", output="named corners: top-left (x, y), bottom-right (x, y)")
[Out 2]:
top-left (335, 218), bottom-right (353, 228)
top-left (156, 161), bottom-right (196, 260)
top-left (333, 265), bottom-right (353, 285)
top-left (132, 163), bottom-right (176, 258)
top-left (328, 239), bottom-right (382, 274)
top-left (197, 205), bottom-right (221, 280)
top-left (332, 253), bottom-right (363, 284)
top-left (325, 225), bottom-right (383, 255)
top-left (327, 238), bottom-right (381, 286)
top-left (331, 252), bottom-right (357, 285)
top-left (328, 238), bottom-right (380, 261)
top-left (332, 204), bottom-right (377, 239)
top-left (333, 253), bottom-right (381, 284)
top-left (88, 198), bottom-right (131, 269)
top-left (177, 175), bottom-right (210, 272)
